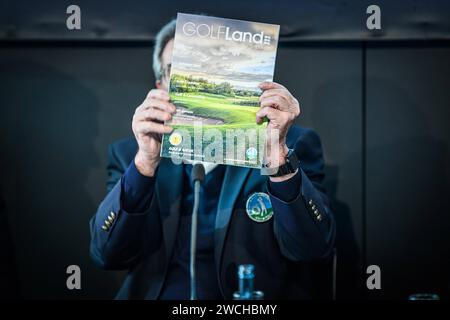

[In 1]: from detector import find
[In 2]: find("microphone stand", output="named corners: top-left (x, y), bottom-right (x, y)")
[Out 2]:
top-left (190, 163), bottom-right (205, 300)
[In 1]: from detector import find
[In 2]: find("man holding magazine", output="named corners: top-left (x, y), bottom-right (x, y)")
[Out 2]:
top-left (90, 17), bottom-right (335, 300)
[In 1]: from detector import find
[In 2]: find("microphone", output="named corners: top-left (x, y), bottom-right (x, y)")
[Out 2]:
top-left (191, 163), bottom-right (206, 184)
top-left (190, 163), bottom-right (205, 300)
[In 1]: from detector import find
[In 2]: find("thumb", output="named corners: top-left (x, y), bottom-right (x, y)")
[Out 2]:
top-left (258, 81), bottom-right (285, 91)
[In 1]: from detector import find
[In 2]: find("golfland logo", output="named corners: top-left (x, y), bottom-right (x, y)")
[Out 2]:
top-left (182, 22), bottom-right (272, 45)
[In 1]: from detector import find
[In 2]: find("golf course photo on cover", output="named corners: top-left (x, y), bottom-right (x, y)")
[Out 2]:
top-left (162, 74), bottom-right (267, 167)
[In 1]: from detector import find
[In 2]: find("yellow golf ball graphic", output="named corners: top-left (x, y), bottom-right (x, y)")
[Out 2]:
top-left (169, 132), bottom-right (183, 146)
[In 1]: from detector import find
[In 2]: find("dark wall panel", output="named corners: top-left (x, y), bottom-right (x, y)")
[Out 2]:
top-left (366, 45), bottom-right (450, 299)
top-left (0, 47), bottom-right (155, 298)
top-left (276, 45), bottom-right (364, 297)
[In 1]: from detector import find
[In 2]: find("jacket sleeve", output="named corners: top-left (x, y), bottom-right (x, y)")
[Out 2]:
top-left (269, 128), bottom-right (336, 262)
top-left (89, 144), bottom-right (158, 270)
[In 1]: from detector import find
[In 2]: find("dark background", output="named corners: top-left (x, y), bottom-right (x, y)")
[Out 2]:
top-left (0, 0), bottom-right (449, 299)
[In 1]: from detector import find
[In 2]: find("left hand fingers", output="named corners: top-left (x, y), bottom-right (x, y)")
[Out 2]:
top-left (260, 94), bottom-right (300, 119)
top-left (259, 88), bottom-right (292, 106)
top-left (260, 95), bottom-right (290, 111)
top-left (259, 82), bottom-right (300, 115)
top-left (256, 106), bottom-right (293, 125)
top-left (258, 81), bottom-right (287, 91)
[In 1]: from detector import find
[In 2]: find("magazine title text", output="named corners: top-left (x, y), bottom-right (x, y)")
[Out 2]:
top-left (182, 22), bottom-right (271, 45)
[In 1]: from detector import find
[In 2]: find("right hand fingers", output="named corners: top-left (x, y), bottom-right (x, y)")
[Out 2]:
top-left (133, 120), bottom-right (173, 135)
top-left (146, 89), bottom-right (170, 101)
top-left (133, 89), bottom-right (176, 135)
top-left (134, 108), bottom-right (172, 123)
top-left (138, 98), bottom-right (176, 114)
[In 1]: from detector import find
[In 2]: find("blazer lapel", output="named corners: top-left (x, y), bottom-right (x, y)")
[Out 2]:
top-left (155, 158), bottom-right (184, 263)
top-left (214, 165), bottom-right (252, 274)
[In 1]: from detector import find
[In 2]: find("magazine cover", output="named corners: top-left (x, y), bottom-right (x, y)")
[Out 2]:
top-left (161, 13), bottom-right (280, 168)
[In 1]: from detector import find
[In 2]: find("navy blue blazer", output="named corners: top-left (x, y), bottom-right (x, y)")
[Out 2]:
top-left (90, 125), bottom-right (335, 299)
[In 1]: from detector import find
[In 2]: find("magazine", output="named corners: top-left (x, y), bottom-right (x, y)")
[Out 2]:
top-left (161, 13), bottom-right (280, 168)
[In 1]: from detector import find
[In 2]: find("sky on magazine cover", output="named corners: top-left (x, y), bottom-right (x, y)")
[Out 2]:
top-left (171, 13), bottom-right (280, 91)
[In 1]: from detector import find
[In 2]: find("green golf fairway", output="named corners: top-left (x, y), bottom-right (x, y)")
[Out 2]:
top-left (170, 92), bottom-right (259, 125)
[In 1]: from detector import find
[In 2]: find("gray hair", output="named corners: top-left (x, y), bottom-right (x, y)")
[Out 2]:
top-left (152, 19), bottom-right (176, 81)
